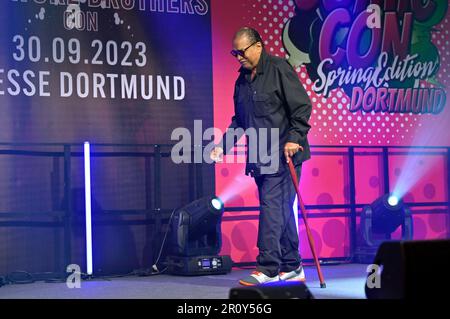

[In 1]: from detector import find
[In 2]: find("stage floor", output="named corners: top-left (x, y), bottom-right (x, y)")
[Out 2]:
top-left (0, 264), bottom-right (368, 299)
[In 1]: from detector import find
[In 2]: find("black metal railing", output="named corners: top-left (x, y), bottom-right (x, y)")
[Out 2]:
top-left (0, 143), bottom-right (449, 272)
top-left (0, 143), bottom-right (207, 274)
top-left (223, 145), bottom-right (450, 264)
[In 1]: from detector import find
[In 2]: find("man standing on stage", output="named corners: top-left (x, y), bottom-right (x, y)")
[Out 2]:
top-left (210, 27), bottom-right (313, 285)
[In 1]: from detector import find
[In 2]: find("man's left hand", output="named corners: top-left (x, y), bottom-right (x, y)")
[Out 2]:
top-left (284, 142), bottom-right (303, 163)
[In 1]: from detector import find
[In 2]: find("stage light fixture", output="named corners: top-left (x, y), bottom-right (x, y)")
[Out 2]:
top-left (166, 195), bottom-right (232, 275)
top-left (211, 198), bottom-right (223, 210)
top-left (355, 193), bottom-right (413, 263)
top-left (387, 195), bottom-right (399, 207)
top-left (367, 193), bottom-right (412, 236)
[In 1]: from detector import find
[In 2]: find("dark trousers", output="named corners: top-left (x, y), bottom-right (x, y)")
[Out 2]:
top-left (254, 164), bottom-right (302, 277)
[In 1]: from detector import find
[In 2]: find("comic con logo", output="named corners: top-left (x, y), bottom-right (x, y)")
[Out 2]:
top-left (282, 0), bottom-right (448, 114)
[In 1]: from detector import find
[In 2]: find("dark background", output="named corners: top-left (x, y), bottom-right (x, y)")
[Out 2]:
top-left (0, 1), bottom-right (214, 275)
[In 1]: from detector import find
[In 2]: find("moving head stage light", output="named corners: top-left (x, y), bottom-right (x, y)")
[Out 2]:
top-left (166, 196), bottom-right (232, 276)
top-left (355, 193), bottom-right (413, 263)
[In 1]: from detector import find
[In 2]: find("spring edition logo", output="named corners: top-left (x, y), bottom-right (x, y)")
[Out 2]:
top-left (283, 0), bottom-right (448, 114)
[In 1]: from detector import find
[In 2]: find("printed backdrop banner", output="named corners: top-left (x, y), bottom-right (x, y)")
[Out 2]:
top-left (0, 0), bottom-right (214, 275)
top-left (211, 0), bottom-right (450, 263)
top-left (0, 0), bottom-right (213, 144)
top-left (213, 0), bottom-right (450, 147)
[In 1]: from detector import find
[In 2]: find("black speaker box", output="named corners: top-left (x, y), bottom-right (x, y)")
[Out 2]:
top-left (366, 239), bottom-right (450, 299)
top-left (229, 281), bottom-right (314, 299)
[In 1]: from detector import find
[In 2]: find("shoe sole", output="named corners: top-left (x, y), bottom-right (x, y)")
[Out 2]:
top-left (283, 277), bottom-right (306, 282)
top-left (239, 278), bottom-right (280, 286)
top-left (239, 280), bottom-right (257, 286)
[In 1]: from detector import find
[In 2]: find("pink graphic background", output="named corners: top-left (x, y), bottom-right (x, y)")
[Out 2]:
top-left (211, 0), bottom-right (450, 263)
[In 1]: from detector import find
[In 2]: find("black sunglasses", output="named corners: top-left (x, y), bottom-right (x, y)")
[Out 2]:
top-left (230, 42), bottom-right (257, 58)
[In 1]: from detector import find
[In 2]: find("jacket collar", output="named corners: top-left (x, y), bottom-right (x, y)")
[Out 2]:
top-left (255, 49), bottom-right (267, 75)
top-left (238, 49), bottom-right (267, 75)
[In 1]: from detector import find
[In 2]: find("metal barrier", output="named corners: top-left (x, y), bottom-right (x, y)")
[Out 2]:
top-left (223, 145), bottom-right (450, 263)
top-left (0, 143), bottom-right (206, 274)
top-left (0, 143), bottom-right (449, 272)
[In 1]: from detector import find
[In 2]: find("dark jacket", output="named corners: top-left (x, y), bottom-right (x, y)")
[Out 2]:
top-left (221, 50), bottom-right (312, 176)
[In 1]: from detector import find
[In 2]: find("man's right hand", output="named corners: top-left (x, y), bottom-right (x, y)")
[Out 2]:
top-left (210, 147), bottom-right (224, 163)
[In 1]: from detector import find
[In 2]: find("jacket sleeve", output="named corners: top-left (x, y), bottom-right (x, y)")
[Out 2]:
top-left (218, 84), bottom-right (244, 155)
top-left (278, 61), bottom-right (312, 145)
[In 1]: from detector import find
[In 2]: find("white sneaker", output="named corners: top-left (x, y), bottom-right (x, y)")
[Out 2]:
top-left (239, 271), bottom-right (280, 286)
top-left (279, 265), bottom-right (306, 282)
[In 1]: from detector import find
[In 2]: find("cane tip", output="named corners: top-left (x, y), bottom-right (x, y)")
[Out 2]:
top-left (320, 283), bottom-right (326, 289)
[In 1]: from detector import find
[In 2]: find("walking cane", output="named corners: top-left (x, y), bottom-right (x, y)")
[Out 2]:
top-left (288, 159), bottom-right (326, 288)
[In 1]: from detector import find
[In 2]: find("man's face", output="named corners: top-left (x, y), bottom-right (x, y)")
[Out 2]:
top-left (232, 35), bottom-right (262, 70)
